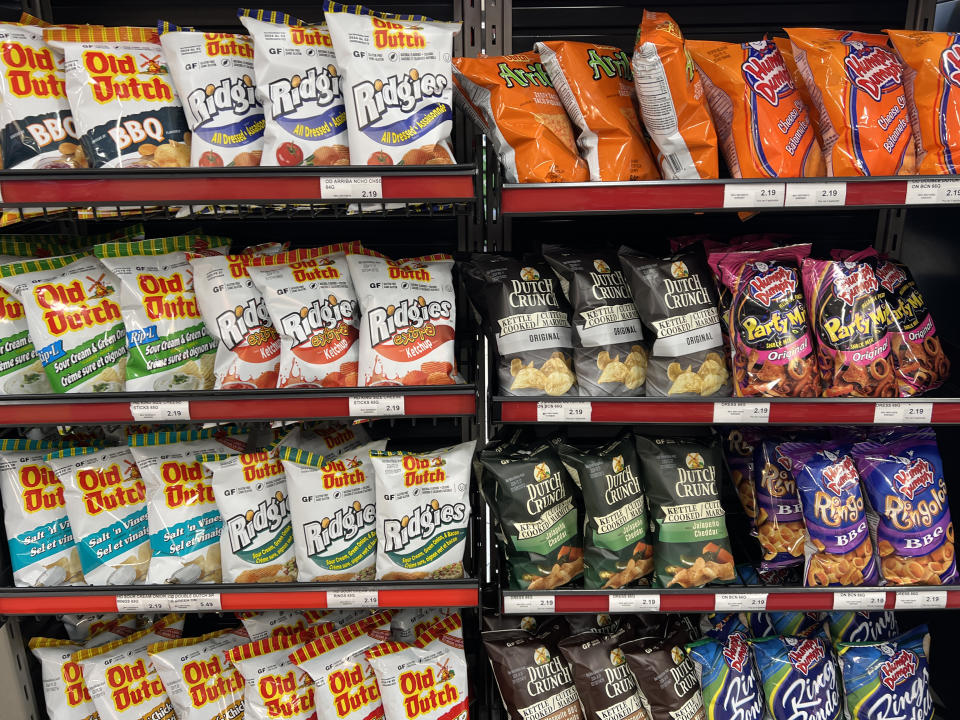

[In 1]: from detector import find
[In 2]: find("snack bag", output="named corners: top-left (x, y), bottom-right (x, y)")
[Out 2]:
top-left (618, 248), bottom-right (730, 397)
top-left (750, 636), bottom-right (842, 720)
top-left (44, 26), bottom-right (191, 168)
top-left (30, 638), bottom-right (100, 720)
top-left (94, 235), bottom-right (227, 392)
top-left (775, 36), bottom-right (822, 141)
top-left (556, 434), bottom-right (653, 588)
top-left (452, 52), bottom-right (589, 182)
top-left (836, 626), bottom-right (933, 720)
top-left (635, 436), bottom-right (735, 588)
top-left (190, 253), bottom-right (282, 389)
top-left (751, 437), bottom-right (805, 571)
top-left (874, 257), bottom-right (950, 396)
top-left (745, 612), bottom-right (824, 639)
top-left (688, 38), bottom-right (825, 178)
top-left (801, 257), bottom-right (896, 397)
top-left (62, 613), bottom-right (122, 642)
top-left (0, 254), bottom-right (128, 393)
top-left (721, 428), bottom-right (759, 533)
top-left (238, 610), bottom-right (336, 642)
top-left (324, 2), bottom-right (459, 167)
top-left (391, 608), bottom-right (452, 645)
top-left (148, 626), bottom-right (249, 720)
top-left (0, 247), bottom-right (53, 392)
top-left (713, 245), bottom-right (820, 397)
top-left (827, 611), bottom-right (898, 643)
top-left (479, 441), bottom-right (583, 590)
top-left (622, 626), bottom-right (705, 720)
top-left (535, 40), bottom-right (659, 181)
top-left (46, 446), bottom-right (150, 585)
top-left (203, 448), bottom-right (297, 583)
top-left (701, 612), bottom-right (748, 641)
top-left (279, 439), bottom-right (386, 582)
top-left (686, 633), bottom-right (765, 720)
top-left (239, 10), bottom-right (349, 167)
top-left (129, 425), bottom-right (250, 584)
top-left (158, 25), bottom-right (264, 167)
top-left (852, 428), bottom-right (958, 585)
top-left (632, 10), bottom-right (719, 179)
top-left (543, 245), bottom-right (647, 396)
top-left (786, 28), bottom-right (915, 176)
top-left (369, 440), bottom-right (474, 580)
top-left (346, 249), bottom-right (456, 387)
top-left (463, 254), bottom-right (576, 396)
top-left (779, 441), bottom-right (880, 586)
top-left (279, 421), bottom-right (370, 461)
top-left (247, 244), bottom-right (361, 388)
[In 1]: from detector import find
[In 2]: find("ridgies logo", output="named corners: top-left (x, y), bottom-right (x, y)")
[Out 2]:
top-left (279, 295), bottom-right (357, 350)
top-left (382, 501), bottom-right (466, 553)
top-left (137, 273), bottom-right (199, 320)
top-left (303, 500), bottom-right (374, 557)
top-left (34, 278), bottom-right (121, 337)
top-left (328, 662), bottom-right (379, 719)
top-left (2, 42), bottom-right (66, 98)
top-left (371, 18), bottom-right (425, 50)
top-left (182, 655), bottom-right (243, 709)
top-left (215, 297), bottom-right (278, 351)
top-left (80, 51), bottom-right (174, 104)
top-left (186, 76), bottom-right (257, 127)
top-left (353, 69), bottom-right (447, 129)
top-left (368, 297), bottom-right (452, 346)
top-left (160, 461), bottom-right (214, 508)
top-left (105, 659), bottom-right (168, 712)
top-left (18, 463), bottom-right (65, 512)
top-left (398, 667), bottom-right (460, 720)
top-left (77, 462), bottom-right (145, 516)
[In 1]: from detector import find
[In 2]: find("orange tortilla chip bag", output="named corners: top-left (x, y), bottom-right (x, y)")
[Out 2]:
top-left (535, 40), bottom-right (660, 181)
top-left (886, 29), bottom-right (960, 174)
top-left (786, 28), bottom-right (915, 176)
top-left (452, 53), bottom-right (589, 183)
top-left (632, 10), bottom-right (718, 179)
top-left (687, 38), bottom-right (825, 178)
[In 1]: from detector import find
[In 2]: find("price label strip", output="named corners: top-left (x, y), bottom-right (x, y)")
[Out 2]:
top-left (320, 176), bottom-right (383, 200)
top-left (503, 593), bottom-right (555, 614)
top-left (348, 394), bottom-right (405, 417)
top-left (130, 400), bottom-right (191, 423)
top-left (873, 402), bottom-right (933, 424)
top-left (536, 401), bottom-right (592, 423)
top-left (116, 594), bottom-right (170, 613)
top-left (715, 592), bottom-right (767, 612)
top-left (167, 593), bottom-right (221, 612)
top-left (713, 401), bottom-right (770, 424)
top-left (906, 178), bottom-right (960, 205)
top-left (723, 183), bottom-right (785, 208)
top-left (893, 590), bottom-right (947, 610)
top-left (833, 591), bottom-right (887, 610)
top-left (608, 594), bottom-right (660, 612)
top-left (327, 589), bottom-right (379, 608)
top-left (785, 182), bottom-right (846, 207)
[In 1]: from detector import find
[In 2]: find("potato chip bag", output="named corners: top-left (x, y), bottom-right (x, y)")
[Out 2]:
top-left (827, 611), bottom-right (898, 644)
top-left (786, 28), bottom-right (915, 176)
top-left (632, 10), bottom-right (718, 179)
top-left (750, 636), bottom-right (842, 720)
top-left (278, 420), bottom-right (370, 461)
top-left (687, 38), bottom-right (825, 178)
top-left (237, 610), bottom-right (336, 642)
top-left (535, 40), bottom-right (659, 181)
top-left (685, 633), bottom-right (765, 720)
top-left (621, 626), bottom-right (704, 720)
top-left (30, 638), bottom-right (101, 720)
top-left (453, 52), bottom-right (589, 183)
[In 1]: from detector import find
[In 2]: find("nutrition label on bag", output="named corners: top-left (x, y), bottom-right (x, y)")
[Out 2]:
top-left (723, 183), bottom-right (785, 208)
top-left (785, 182), bottom-right (846, 207)
top-left (320, 176), bottom-right (382, 200)
top-left (503, 593), bottom-right (555, 613)
top-left (609, 594), bottom-right (660, 612)
top-left (327, 589), bottom-right (379, 608)
top-left (130, 401), bottom-right (191, 422)
top-left (348, 394), bottom-right (405, 417)
top-left (873, 402), bottom-right (932, 424)
top-left (893, 590), bottom-right (947, 609)
top-left (715, 592), bottom-right (767, 611)
top-left (833, 591), bottom-right (886, 610)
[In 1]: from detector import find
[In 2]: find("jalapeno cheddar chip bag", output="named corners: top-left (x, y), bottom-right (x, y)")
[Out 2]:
top-left (786, 28), bottom-right (915, 176)
top-left (535, 40), bottom-right (659, 181)
top-left (750, 636), bottom-right (842, 720)
top-left (687, 38), bottom-right (825, 178)
top-left (453, 52), bottom-right (589, 183)
top-left (632, 10), bottom-right (718, 179)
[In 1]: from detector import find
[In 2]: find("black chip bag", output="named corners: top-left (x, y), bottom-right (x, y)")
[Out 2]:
top-left (542, 245), bottom-right (647, 396)
top-left (621, 626), bottom-right (706, 720)
top-left (618, 248), bottom-right (731, 397)
top-left (635, 436), bottom-right (735, 588)
top-left (557, 434), bottom-right (653, 588)
top-left (464, 254), bottom-right (577, 396)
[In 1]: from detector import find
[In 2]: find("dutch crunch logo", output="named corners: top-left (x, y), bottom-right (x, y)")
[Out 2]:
top-left (34, 277), bottom-right (121, 337)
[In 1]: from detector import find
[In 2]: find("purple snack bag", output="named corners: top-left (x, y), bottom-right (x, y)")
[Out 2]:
top-left (753, 437), bottom-right (805, 571)
top-left (851, 427), bottom-right (957, 586)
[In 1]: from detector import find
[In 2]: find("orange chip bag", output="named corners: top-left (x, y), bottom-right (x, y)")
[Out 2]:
top-left (534, 40), bottom-right (660, 181)
top-left (775, 37), bottom-right (822, 141)
top-left (886, 29), bottom-right (960, 174)
top-left (453, 53), bottom-right (588, 183)
top-left (786, 28), bottom-right (915, 176)
top-left (687, 38), bottom-right (825, 178)
top-left (631, 10), bottom-right (718, 179)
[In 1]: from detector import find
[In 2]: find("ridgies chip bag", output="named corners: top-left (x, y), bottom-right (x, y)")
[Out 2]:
top-left (686, 633), bottom-right (765, 720)
top-left (750, 636), bottom-right (843, 720)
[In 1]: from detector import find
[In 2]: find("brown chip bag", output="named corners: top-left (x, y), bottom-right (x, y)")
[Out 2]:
top-left (559, 626), bottom-right (649, 720)
top-left (621, 627), bottom-right (705, 720)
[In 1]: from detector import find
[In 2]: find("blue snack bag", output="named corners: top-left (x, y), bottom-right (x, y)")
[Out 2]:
top-left (702, 612), bottom-right (748, 640)
top-left (751, 635), bottom-right (843, 720)
top-left (687, 632), bottom-right (765, 720)
top-left (747, 612), bottom-right (823, 638)
top-left (827, 611), bottom-right (899, 644)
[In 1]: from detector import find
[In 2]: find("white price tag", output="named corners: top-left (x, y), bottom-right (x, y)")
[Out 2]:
top-left (723, 183), bottom-right (785, 208)
top-left (130, 401), bottom-right (190, 422)
top-left (116, 594), bottom-right (170, 613)
top-left (906, 178), bottom-right (960, 204)
top-left (608, 594), bottom-right (660, 612)
top-left (327, 589), bottom-right (379, 608)
top-left (873, 402), bottom-right (933, 424)
top-left (785, 182), bottom-right (846, 207)
top-left (167, 593), bottom-right (221, 612)
top-left (893, 590), bottom-right (947, 610)
top-left (348, 394), bottom-right (404, 417)
top-left (320, 176), bottom-right (382, 200)
top-left (713, 401), bottom-right (770, 424)
top-left (503, 593), bottom-right (555, 614)
top-left (715, 592), bottom-right (767, 612)
top-left (833, 591), bottom-right (887, 610)
top-left (536, 402), bottom-right (592, 422)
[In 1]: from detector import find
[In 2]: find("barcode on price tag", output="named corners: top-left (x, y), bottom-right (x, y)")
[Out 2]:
top-left (327, 590), bottom-right (379, 608)
top-left (536, 402), bottom-right (592, 422)
top-left (503, 593), bottom-right (555, 614)
top-left (320, 176), bottom-right (382, 200)
top-left (906, 178), bottom-right (960, 204)
top-left (785, 182), bottom-right (846, 207)
top-left (348, 394), bottom-right (404, 417)
top-left (893, 590), bottom-right (947, 610)
top-left (723, 183), bottom-right (785, 208)
top-left (713, 401), bottom-right (770, 423)
top-left (130, 401), bottom-right (190, 422)
top-left (167, 593), bottom-right (221, 612)
top-left (608, 594), bottom-right (660, 612)
top-left (873, 402), bottom-right (932, 424)
top-left (833, 591), bottom-right (887, 610)
top-left (116, 594), bottom-right (170, 613)
top-left (715, 592), bottom-right (767, 611)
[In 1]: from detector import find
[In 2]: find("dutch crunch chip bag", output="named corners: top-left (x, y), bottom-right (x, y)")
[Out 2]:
top-left (239, 9), bottom-right (349, 167)
top-left (750, 636), bottom-right (842, 720)
top-left (324, 2), bottom-right (459, 167)
top-left (632, 10), bottom-right (718, 179)
top-left (535, 40), bottom-right (659, 181)
top-left (44, 26), bottom-right (192, 168)
top-left (622, 626), bottom-right (705, 720)
top-left (559, 626), bottom-right (649, 720)
top-left (685, 633), bottom-right (765, 720)
top-left (636, 436), bottom-right (735, 588)
top-left (786, 28), bottom-right (915, 176)
top-left (687, 38), bottom-right (825, 178)
top-left (0, 254), bottom-right (128, 393)
top-left (453, 52), bottom-right (589, 182)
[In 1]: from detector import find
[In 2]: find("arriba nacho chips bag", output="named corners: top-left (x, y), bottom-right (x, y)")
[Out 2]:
top-left (535, 40), bottom-right (659, 181)
top-left (687, 38), bottom-right (825, 178)
top-left (453, 52), bottom-right (589, 183)
top-left (632, 10), bottom-right (718, 179)
top-left (786, 28), bottom-right (915, 176)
